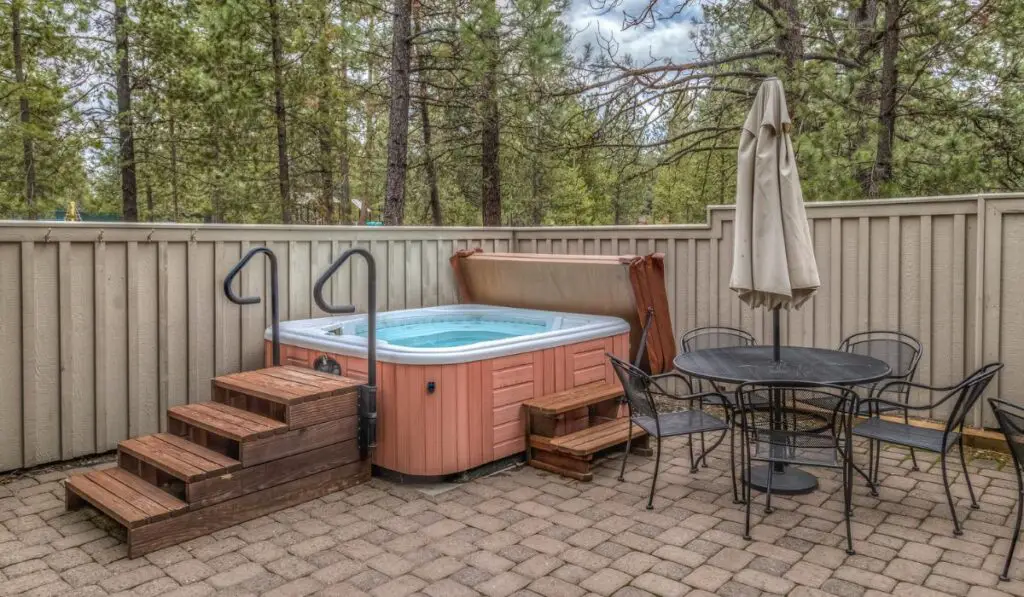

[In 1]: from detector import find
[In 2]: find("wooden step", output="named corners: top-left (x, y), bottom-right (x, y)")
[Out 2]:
top-left (65, 467), bottom-right (186, 528)
top-left (214, 366), bottom-right (362, 405)
top-left (523, 382), bottom-right (623, 416)
top-left (119, 433), bottom-right (241, 483)
top-left (213, 366), bottom-right (362, 428)
top-left (168, 402), bottom-right (287, 443)
top-left (532, 417), bottom-right (645, 457)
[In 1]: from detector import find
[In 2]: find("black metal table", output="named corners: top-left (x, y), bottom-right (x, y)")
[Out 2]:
top-left (673, 346), bottom-right (891, 494)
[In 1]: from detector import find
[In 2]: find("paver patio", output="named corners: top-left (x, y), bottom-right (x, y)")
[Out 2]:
top-left (1, 434), bottom-right (1022, 597)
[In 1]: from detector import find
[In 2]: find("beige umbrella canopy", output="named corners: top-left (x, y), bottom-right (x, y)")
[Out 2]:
top-left (729, 77), bottom-right (819, 312)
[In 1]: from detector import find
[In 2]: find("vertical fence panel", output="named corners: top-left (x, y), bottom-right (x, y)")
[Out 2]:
top-left (0, 198), bottom-right (1021, 470)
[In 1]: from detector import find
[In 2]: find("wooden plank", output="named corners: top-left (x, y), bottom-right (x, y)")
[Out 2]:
top-left (287, 390), bottom-right (359, 429)
top-left (242, 416), bottom-right (358, 467)
top-left (199, 403), bottom-right (288, 433)
top-left (573, 365), bottom-right (605, 387)
top-left (58, 242), bottom-right (74, 460)
top-left (168, 404), bottom-right (284, 442)
top-left (66, 471), bottom-right (151, 528)
top-left (424, 365), bottom-right (442, 476)
top-left (545, 419), bottom-right (644, 457)
top-left (128, 461), bottom-right (370, 557)
top-left (136, 434), bottom-right (233, 476)
top-left (187, 439), bottom-right (360, 508)
top-left (441, 365), bottom-right (459, 473)
top-left (493, 382), bottom-right (535, 408)
top-left (93, 241), bottom-right (108, 453)
top-left (120, 437), bottom-right (206, 480)
top-left (524, 383), bottom-right (623, 415)
top-left (493, 364), bottom-right (534, 389)
top-left (89, 469), bottom-right (170, 520)
top-left (104, 467), bottom-right (186, 513)
top-left (153, 433), bottom-right (241, 470)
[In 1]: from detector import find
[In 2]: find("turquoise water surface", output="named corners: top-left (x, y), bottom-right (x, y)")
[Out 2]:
top-left (356, 317), bottom-right (548, 348)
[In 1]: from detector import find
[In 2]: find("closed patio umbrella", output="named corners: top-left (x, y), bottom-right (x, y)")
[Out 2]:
top-left (729, 77), bottom-right (819, 361)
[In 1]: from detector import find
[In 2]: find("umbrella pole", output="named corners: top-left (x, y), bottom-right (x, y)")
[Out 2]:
top-left (772, 307), bottom-right (781, 363)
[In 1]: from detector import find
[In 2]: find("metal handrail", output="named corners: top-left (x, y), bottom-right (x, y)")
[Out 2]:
top-left (313, 248), bottom-right (377, 451)
top-left (224, 247), bottom-right (280, 366)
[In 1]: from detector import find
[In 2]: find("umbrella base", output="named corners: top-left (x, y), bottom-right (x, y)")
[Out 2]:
top-left (744, 464), bottom-right (818, 495)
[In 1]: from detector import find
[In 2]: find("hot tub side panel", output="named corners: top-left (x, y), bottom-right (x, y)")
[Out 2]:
top-left (269, 331), bottom-right (629, 476)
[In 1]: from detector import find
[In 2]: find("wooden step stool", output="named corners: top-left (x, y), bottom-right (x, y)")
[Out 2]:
top-left (65, 366), bottom-right (371, 557)
top-left (524, 382), bottom-right (650, 481)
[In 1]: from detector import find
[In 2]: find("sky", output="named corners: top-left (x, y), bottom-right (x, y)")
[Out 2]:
top-left (562, 0), bottom-right (704, 64)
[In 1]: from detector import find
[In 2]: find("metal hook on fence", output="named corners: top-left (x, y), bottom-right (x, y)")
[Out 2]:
top-left (97, 229), bottom-right (105, 242)
top-left (146, 229), bottom-right (155, 242)
top-left (43, 228), bottom-right (52, 243)
top-left (189, 229), bottom-right (198, 243)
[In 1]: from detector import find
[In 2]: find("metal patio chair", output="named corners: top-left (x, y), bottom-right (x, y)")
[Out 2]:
top-left (853, 362), bottom-right (1003, 535)
top-left (838, 331), bottom-right (924, 477)
top-left (679, 326), bottom-right (755, 474)
top-left (608, 354), bottom-right (736, 509)
top-left (735, 382), bottom-right (860, 554)
top-left (989, 398), bottom-right (1024, 581)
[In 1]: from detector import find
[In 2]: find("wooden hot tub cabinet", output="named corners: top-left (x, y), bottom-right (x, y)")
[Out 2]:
top-left (269, 330), bottom-right (629, 477)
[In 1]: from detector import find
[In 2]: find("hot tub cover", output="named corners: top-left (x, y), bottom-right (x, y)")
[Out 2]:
top-left (450, 250), bottom-right (676, 373)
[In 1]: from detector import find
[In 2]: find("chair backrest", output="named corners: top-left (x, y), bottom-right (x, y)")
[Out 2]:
top-left (838, 331), bottom-right (922, 381)
top-left (943, 363), bottom-right (1003, 434)
top-left (734, 382), bottom-right (858, 443)
top-left (990, 398), bottom-right (1024, 479)
top-left (680, 326), bottom-right (755, 352)
top-left (608, 354), bottom-right (660, 426)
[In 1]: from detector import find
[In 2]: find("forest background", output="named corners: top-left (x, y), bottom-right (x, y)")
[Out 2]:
top-left (1, 0), bottom-right (1021, 225)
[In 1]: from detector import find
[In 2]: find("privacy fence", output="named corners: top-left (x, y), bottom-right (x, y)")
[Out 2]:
top-left (0, 193), bottom-right (1020, 471)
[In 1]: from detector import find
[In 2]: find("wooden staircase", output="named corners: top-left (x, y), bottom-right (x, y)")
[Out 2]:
top-left (65, 366), bottom-right (370, 557)
top-left (524, 382), bottom-right (650, 481)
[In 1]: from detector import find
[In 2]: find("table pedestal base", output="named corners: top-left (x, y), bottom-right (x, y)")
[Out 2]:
top-left (744, 464), bottom-right (818, 495)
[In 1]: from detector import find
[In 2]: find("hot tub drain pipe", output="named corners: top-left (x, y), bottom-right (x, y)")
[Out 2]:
top-left (313, 249), bottom-right (377, 455)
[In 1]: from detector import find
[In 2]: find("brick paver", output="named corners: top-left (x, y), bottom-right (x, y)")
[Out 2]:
top-left (0, 436), bottom-right (1020, 595)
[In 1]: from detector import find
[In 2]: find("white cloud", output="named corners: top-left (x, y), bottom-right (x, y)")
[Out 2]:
top-left (563, 0), bottom-right (702, 64)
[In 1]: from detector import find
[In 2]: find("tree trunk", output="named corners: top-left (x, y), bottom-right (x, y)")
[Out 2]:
top-left (339, 59), bottom-right (352, 224)
top-left (170, 115), bottom-right (179, 221)
top-left (851, 0), bottom-right (879, 193)
top-left (268, 0), bottom-right (292, 223)
top-left (414, 7), bottom-right (442, 226)
top-left (12, 1), bottom-right (36, 218)
top-left (870, 0), bottom-right (900, 197)
top-left (479, 0), bottom-right (501, 227)
top-left (316, 6), bottom-right (334, 224)
top-left (383, 0), bottom-right (412, 225)
top-left (770, 0), bottom-right (803, 118)
top-left (114, 0), bottom-right (138, 222)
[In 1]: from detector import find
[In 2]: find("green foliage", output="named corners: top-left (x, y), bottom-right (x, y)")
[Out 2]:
top-left (0, 0), bottom-right (1020, 224)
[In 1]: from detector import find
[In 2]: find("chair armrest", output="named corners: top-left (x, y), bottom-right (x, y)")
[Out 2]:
top-left (648, 387), bottom-right (731, 410)
top-left (650, 371), bottom-right (694, 394)
top-left (874, 378), bottom-right (961, 396)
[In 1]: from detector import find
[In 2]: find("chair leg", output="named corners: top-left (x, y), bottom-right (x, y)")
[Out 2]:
top-left (647, 437), bottom-right (662, 510)
top-left (958, 435), bottom-right (979, 510)
top-left (764, 464), bottom-right (774, 515)
top-left (906, 408), bottom-right (920, 471)
top-left (872, 439), bottom-right (882, 487)
top-left (844, 451), bottom-right (855, 555)
top-left (1004, 493), bottom-right (1024, 581)
top-left (688, 435), bottom-right (697, 474)
top-left (866, 440), bottom-right (879, 496)
top-left (730, 427), bottom-right (741, 504)
top-left (743, 447), bottom-right (752, 540)
top-left (618, 422), bottom-right (632, 482)
top-left (700, 432), bottom-right (707, 467)
top-left (940, 451), bottom-right (962, 535)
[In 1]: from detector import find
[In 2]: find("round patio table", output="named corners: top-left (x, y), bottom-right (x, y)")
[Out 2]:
top-left (673, 346), bottom-right (891, 495)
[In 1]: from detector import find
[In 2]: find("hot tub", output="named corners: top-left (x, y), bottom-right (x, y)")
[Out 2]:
top-left (268, 305), bottom-right (630, 478)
